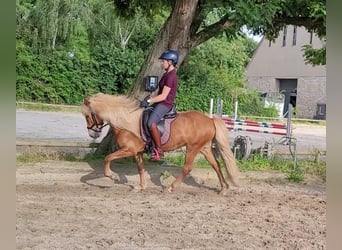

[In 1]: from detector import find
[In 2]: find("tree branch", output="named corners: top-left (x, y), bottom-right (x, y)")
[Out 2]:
top-left (273, 16), bottom-right (325, 35)
top-left (189, 14), bottom-right (236, 49)
top-left (189, 0), bottom-right (205, 37)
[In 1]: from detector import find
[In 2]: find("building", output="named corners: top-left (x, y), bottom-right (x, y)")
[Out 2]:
top-left (245, 25), bottom-right (326, 119)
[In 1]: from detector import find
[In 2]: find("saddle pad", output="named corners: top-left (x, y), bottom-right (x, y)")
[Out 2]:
top-left (140, 117), bottom-right (176, 145)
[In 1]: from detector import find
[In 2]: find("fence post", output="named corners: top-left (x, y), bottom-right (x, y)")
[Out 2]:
top-left (234, 100), bottom-right (238, 120)
top-left (216, 99), bottom-right (223, 117)
top-left (286, 104), bottom-right (298, 169)
top-left (209, 98), bottom-right (214, 118)
top-left (286, 104), bottom-right (292, 139)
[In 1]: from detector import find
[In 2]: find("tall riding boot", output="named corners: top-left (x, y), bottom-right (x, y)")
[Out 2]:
top-left (149, 123), bottom-right (164, 160)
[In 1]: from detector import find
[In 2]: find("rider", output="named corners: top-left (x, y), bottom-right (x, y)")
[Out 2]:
top-left (140, 49), bottom-right (179, 161)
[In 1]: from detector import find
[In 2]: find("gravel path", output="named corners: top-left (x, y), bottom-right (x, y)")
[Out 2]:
top-left (16, 110), bottom-right (326, 154)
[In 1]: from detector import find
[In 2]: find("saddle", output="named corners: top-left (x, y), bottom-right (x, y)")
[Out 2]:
top-left (140, 105), bottom-right (177, 153)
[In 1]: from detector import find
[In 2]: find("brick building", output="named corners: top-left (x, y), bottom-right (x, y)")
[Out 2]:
top-left (245, 25), bottom-right (326, 119)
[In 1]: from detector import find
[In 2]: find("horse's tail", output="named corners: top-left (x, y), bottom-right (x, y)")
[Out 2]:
top-left (212, 117), bottom-right (240, 187)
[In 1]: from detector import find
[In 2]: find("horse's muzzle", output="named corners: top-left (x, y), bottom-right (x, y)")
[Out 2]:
top-left (88, 129), bottom-right (101, 139)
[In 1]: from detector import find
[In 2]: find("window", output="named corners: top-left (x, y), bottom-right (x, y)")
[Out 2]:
top-left (282, 27), bottom-right (287, 47)
top-left (292, 26), bottom-right (297, 46)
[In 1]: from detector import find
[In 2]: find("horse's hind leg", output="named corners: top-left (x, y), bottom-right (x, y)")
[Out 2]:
top-left (167, 146), bottom-right (200, 192)
top-left (201, 145), bottom-right (229, 195)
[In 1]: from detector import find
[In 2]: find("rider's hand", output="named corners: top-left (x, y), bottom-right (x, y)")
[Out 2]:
top-left (140, 95), bottom-right (151, 108)
top-left (140, 99), bottom-right (149, 108)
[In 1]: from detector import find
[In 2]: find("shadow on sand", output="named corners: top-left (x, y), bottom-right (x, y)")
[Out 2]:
top-left (79, 158), bottom-right (220, 193)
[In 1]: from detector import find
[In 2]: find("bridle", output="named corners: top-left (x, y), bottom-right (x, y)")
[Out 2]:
top-left (86, 113), bottom-right (108, 132)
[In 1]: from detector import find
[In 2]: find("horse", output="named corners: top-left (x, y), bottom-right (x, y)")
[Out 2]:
top-left (81, 92), bottom-right (240, 194)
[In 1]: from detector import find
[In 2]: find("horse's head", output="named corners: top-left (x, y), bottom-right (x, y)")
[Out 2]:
top-left (81, 97), bottom-right (107, 139)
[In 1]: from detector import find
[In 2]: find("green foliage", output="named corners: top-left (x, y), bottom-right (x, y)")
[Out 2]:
top-left (238, 155), bottom-right (289, 172)
top-left (237, 154), bottom-right (325, 183)
top-left (161, 170), bottom-right (172, 180)
top-left (16, 0), bottom-right (325, 111)
top-left (91, 41), bottom-right (144, 95)
top-left (16, 44), bottom-right (99, 104)
top-left (16, 148), bottom-right (79, 163)
top-left (287, 168), bottom-right (304, 182)
top-left (238, 154), bottom-right (272, 171)
top-left (16, 0), bottom-right (159, 104)
top-left (302, 44), bottom-right (326, 66)
top-left (112, 0), bottom-right (170, 18)
top-left (163, 153), bottom-right (185, 167)
top-left (161, 152), bottom-right (325, 183)
top-left (298, 158), bottom-right (326, 182)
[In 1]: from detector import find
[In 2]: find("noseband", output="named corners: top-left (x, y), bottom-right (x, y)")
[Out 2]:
top-left (86, 113), bottom-right (108, 132)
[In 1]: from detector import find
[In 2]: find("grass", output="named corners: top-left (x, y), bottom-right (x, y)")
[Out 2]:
top-left (16, 147), bottom-right (326, 184)
top-left (16, 146), bottom-right (148, 164)
top-left (16, 102), bottom-right (80, 113)
top-left (165, 152), bottom-right (326, 183)
top-left (16, 147), bottom-right (81, 163)
top-left (162, 152), bottom-right (211, 168)
top-left (237, 154), bottom-right (326, 183)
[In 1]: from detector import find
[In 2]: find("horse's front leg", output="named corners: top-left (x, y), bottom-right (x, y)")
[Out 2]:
top-left (104, 128), bottom-right (146, 190)
top-left (133, 152), bottom-right (147, 191)
top-left (103, 150), bottom-right (146, 191)
top-left (103, 149), bottom-right (134, 179)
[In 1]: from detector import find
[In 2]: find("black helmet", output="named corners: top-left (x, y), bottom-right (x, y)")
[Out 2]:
top-left (159, 50), bottom-right (179, 65)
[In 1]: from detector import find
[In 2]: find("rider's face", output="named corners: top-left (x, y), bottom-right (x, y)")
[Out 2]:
top-left (161, 59), bottom-right (171, 70)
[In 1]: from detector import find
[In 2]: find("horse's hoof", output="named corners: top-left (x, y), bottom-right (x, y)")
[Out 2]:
top-left (104, 173), bottom-right (116, 180)
top-left (132, 185), bottom-right (146, 192)
top-left (219, 189), bottom-right (228, 196)
top-left (131, 187), bottom-right (142, 192)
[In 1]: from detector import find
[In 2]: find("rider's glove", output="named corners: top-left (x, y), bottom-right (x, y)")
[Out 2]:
top-left (140, 99), bottom-right (150, 108)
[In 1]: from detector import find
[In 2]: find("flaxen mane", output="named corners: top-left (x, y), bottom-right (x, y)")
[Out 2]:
top-left (86, 93), bottom-right (143, 136)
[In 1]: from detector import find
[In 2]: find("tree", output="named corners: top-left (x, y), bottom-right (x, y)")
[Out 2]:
top-left (16, 0), bottom-right (91, 53)
top-left (94, 0), bottom-right (325, 155)
top-left (109, 0), bottom-right (326, 99)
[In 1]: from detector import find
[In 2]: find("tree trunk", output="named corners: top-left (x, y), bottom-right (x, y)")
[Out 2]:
top-left (128, 0), bottom-right (199, 100)
top-left (97, 0), bottom-right (213, 155)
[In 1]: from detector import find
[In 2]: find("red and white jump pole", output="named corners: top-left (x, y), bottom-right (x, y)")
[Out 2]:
top-left (208, 98), bottom-right (291, 138)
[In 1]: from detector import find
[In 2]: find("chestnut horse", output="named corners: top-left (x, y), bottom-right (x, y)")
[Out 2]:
top-left (81, 93), bottom-right (239, 194)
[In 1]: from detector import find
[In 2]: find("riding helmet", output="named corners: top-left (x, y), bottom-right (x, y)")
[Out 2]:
top-left (159, 50), bottom-right (179, 65)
